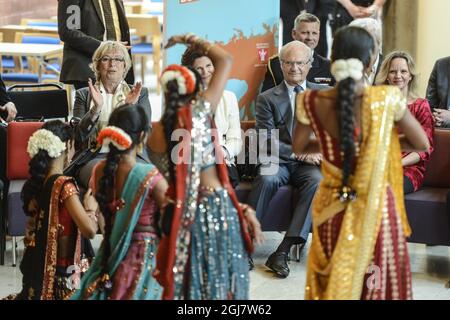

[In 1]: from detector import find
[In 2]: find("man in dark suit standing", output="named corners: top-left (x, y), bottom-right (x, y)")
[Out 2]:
top-left (262, 12), bottom-right (333, 92)
top-left (248, 40), bottom-right (323, 278)
top-left (58, 0), bottom-right (134, 89)
top-left (280, 0), bottom-right (317, 45)
top-left (427, 56), bottom-right (450, 127)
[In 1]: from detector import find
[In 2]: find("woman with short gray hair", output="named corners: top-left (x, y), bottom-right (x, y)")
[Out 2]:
top-left (72, 41), bottom-right (151, 188)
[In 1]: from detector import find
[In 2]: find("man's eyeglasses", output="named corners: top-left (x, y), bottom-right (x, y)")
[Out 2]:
top-left (99, 56), bottom-right (125, 64)
top-left (281, 60), bottom-right (311, 68)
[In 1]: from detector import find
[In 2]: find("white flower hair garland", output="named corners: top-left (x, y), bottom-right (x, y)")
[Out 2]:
top-left (331, 58), bottom-right (364, 82)
top-left (27, 129), bottom-right (66, 159)
top-left (160, 64), bottom-right (196, 95)
top-left (161, 70), bottom-right (188, 95)
top-left (97, 126), bottom-right (132, 151)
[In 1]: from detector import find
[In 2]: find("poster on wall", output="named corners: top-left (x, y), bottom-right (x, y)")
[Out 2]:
top-left (164, 0), bottom-right (279, 119)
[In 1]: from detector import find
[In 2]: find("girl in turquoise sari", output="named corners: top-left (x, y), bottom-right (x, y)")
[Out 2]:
top-left (70, 104), bottom-right (167, 300)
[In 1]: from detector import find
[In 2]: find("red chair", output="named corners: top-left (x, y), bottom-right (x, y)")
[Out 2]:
top-left (5, 121), bottom-right (43, 266)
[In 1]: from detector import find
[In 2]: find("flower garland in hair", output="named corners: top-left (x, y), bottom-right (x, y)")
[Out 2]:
top-left (160, 64), bottom-right (196, 95)
top-left (27, 129), bottom-right (66, 159)
top-left (97, 126), bottom-right (132, 151)
top-left (331, 58), bottom-right (364, 82)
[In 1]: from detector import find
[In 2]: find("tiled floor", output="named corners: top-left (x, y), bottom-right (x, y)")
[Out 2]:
top-left (1, 232), bottom-right (449, 299)
top-left (250, 232), bottom-right (450, 300)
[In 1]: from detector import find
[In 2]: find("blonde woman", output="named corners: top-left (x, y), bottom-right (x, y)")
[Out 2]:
top-left (72, 41), bottom-right (151, 188)
top-left (376, 50), bottom-right (434, 194)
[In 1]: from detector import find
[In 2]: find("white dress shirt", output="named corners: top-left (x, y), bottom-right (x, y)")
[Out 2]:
top-left (213, 90), bottom-right (242, 161)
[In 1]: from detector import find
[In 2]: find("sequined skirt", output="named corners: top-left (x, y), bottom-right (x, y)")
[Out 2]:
top-left (109, 233), bottom-right (162, 300)
top-left (187, 189), bottom-right (249, 300)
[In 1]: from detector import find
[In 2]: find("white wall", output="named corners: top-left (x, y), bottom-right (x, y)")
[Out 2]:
top-left (416, 0), bottom-right (450, 96)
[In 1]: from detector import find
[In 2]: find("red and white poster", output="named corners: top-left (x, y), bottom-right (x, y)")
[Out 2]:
top-left (166, 0), bottom-right (279, 118)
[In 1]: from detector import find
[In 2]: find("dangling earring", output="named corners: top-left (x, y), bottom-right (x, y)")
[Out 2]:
top-left (137, 142), bottom-right (144, 154)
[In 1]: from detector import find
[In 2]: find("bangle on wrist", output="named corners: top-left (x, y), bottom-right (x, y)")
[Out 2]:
top-left (86, 209), bottom-right (98, 219)
top-left (89, 214), bottom-right (98, 223)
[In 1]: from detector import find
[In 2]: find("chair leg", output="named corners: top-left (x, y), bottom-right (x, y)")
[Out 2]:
top-left (141, 56), bottom-right (145, 85)
top-left (0, 224), bottom-right (4, 266)
top-left (66, 84), bottom-right (74, 114)
top-left (0, 241), bottom-right (3, 265)
top-left (154, 58), bottom-right (161, 95)
top-left (0, 211), bottom-right (6, 266)
top-left (293, 244), bottom-right (301, 262)
top-left (0, 234), bottom-right (4, 265)
top-left (0, 196), bottom-right (4, 265)
top-left (12, 236), bottom-right (17, 267)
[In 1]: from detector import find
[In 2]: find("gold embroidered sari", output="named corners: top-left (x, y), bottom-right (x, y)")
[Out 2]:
top-left (296, 86), bottom-right (411, 300)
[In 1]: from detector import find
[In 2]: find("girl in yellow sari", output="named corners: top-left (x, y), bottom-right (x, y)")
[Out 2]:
top-left (292, 26), bottom-right (430, 300)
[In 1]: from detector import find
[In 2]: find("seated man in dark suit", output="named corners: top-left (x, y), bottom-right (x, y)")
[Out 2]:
top-left (427, 56), bottom-right (450, 127)
top-left (262, 12), bottom-right (333, 92)
top-left (248, 40), bottom-right (324, 278)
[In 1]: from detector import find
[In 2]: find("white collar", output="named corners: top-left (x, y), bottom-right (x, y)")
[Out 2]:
top-left (98, 80), bottom-right (125, 95)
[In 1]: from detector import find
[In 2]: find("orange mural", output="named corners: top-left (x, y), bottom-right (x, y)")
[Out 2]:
top-left (219, 24), bottom-right (278, 119)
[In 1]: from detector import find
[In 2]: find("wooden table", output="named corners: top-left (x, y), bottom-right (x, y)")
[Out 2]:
top-left (0, 43), bottom-right (63, 81)
top-left (0, 25), bottom-right (58, 42)
top-left (124, 1), bottom-right (143, 14)
top-left (127, 12), bottom-right (163, 25)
